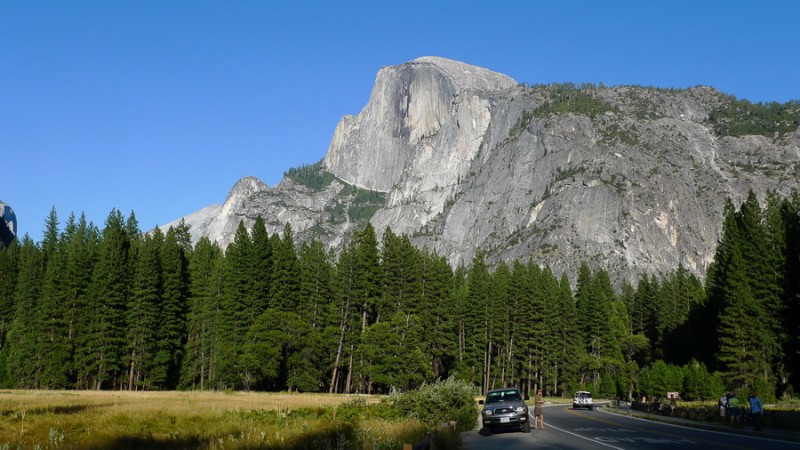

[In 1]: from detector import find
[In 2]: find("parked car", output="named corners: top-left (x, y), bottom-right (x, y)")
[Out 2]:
top-left (573, 391), bottom-right (593, 410)
top-left (479, 388), bottom-right (530, 433)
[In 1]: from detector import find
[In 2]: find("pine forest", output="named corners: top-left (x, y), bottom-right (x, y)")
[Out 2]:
top-left (0, 190), bottom-right (799, 403)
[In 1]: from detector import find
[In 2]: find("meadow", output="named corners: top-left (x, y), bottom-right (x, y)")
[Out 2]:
top-left (0, 390), bottom-right (445, 449)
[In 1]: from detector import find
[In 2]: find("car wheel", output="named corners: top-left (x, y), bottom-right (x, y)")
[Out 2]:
top-left (523, 420), bottom-right (531, 433)
top-left (589, 406), bottom-right (593, 410)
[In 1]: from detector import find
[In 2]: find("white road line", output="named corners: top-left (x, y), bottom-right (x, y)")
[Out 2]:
top-left (533, 411), bottom-right (626, 450)
top-left (596, 406), bottom-right (800, 445)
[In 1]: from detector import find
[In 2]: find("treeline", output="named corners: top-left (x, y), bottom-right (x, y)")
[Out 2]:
top-left (707, 98), bottom-right (800, 138)
top-left (0, 190), bottom-right (798, 401)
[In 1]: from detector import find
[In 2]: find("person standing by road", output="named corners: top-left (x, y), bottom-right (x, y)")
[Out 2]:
top-left (727, 392), bottom-right (741, 427)
top-left (749, 391), bottom-right (763, 431)
top-left (534, 388), bottom-right (545, 430)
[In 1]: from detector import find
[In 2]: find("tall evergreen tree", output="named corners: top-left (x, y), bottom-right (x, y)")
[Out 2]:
top-left (462, 251), bottom-right (490, 392)
top-left (180, 237), bottom-right (224, 390)
top-left (154, 226), bottom-right (190, 389)
top-left (6, 237), bottom-right (43, 387)
top-left (352, 223), bottom-right (381, 329)
top-left (487, 261), bottom-right (511, 391)
top-left (62, 214), bottom-right (97, 386)
top-left (126, 230), bottom-right (162, 390)
top-left (75, 210), bottom-right (132, 389)
top-left (556, 272), bottom-right (581, 394)
top-left (249, 217), bottom-right (272, 310)
top-left (218, 221), bottom-right (254, 389)
top-left (538, 266), bottom-right (563, 395)
top-left (0, 238), bottom-right (18, 354)
top-left (418, 248), bottom-right (455, 380)
top-left (270, 223), bottom-right (300, 312)
top-left (781, 192), bottom-right (800, 391)
top-left (328, 241), bottom-right (362, 393)
top-left (36, 219), bottom-right (72, 388)
top-left (380, 228), bottom-right (420, 317)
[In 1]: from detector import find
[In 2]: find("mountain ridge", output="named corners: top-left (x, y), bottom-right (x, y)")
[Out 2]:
top-left (164, 57), bottom-right (800, 284)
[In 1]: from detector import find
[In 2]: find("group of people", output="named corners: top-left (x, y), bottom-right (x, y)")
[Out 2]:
top-left (718, 391), bottom-right (763, 431)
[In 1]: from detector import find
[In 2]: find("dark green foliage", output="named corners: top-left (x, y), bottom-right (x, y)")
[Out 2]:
top-left (682, 359), bottom-right (723, 401)
top-left (707, 97), bottom-right (800, 137)
top-left (0, 238), bottom-right (18, 360)
top-left (155, 226), bottom-right (190, 388)
top-left (356, 312), bottom-right (431, 392)
top-left (348, 189), bottom-right (386, 222)
top-left (6, 237), bottom-right (44, 387)
top-left (284, 161), bottom-right (336, 191)
top-left (388, 377), bottom-right (478, 431)
top-left (75, 210), bottom-right (133, 389)
top-left (180, 237), bottom-right (224, 390)
top-left (270, 223), bottom-right (301, 311)
top-left (2, 187), bottom-right (800, 402)
top-left (638, 360), bottom-right (683, 399)
top-left (126, 230), bottom-right (163, 390)
top-left (530, 83), bottom-right (619, 118)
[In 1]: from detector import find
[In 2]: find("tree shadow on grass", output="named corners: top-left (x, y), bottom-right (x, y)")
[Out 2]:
top-left (84, 422), bottom-right (359, 450)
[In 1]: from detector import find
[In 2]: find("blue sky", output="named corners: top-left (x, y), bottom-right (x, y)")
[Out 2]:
top-left (2, 1), bottom-right (799, 243)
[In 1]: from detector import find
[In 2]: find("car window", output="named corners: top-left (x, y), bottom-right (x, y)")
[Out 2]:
top-left (486, 390), bottom-right (521, 402)
top-left (505, 391), bottom-right (521, 401)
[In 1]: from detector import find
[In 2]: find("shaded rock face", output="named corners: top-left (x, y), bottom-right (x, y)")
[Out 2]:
top-left (166, 57), bottom-right (800, 284)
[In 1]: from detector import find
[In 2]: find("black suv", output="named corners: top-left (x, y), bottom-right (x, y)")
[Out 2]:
top-left (479, 388), bottom-right (530, 433)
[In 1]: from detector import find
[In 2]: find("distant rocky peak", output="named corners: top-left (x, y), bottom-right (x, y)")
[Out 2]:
top-left (323, 56), bottom-right (512, 193)
top-left (226, 176), bottom-right (269, 202)
top-left (408, 56), bottom-right (517, 92)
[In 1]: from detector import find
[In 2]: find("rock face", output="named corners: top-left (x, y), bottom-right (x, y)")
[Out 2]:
top-left (165, 57), bottom-right (800, 284)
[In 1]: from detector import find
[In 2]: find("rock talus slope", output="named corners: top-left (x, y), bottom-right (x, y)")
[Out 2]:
top-left (165, 57), bottom-right (800, 283)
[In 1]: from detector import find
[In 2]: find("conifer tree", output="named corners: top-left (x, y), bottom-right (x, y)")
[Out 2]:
top-left (356, 311), bottom-right (431, 392)
top-left (270, 223), bottom-right (300, 312)
top-left (218, 221), bottom-right (254, 388)
top-left (380, 228), bottom-right (420, 317)
top-left (511, 261), bottom-right (537, 394)
top-left (328, 241), bottom-right (364, 393)
top-left (75, 210), bottom-right (132, 389)
top-left (0, 238), bottom-right (18, 355)
top-left (538, 266), bottom-right (563, 395)
top-left (462, 251), bottom-right (490, 392)
top-left (6, 237), bottom-right (43, 387)
top-left (249, 217), bottom-right (272, 310)
top-left (62, 214), bottom-right (97, 385)
top-left (781, 192), bottom-right (800, 390)
top-left (36, 220), bottom-right (72, 388)
top-left (181, 237), bottom-right (224, 390)
top-left (155, 226), bottom-right (190, 389)
top-left (352, 223), bottom-right (381, 328)
top-left (298, 240), bottom-right (332, 329)
top-left (418, 248), bottom-right (455, 380)
top-left (556, 272), bottom-right (581, 393)
top-left (487, 261), bottom-right (511, 390)
top-left (126, 230), bottom-right (162, 390)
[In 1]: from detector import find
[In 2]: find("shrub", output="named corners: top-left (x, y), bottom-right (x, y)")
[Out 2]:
top-left (387, 377), bottom-right (479, 431)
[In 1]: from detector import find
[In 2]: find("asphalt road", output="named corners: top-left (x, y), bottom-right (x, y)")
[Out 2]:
top-left (462, 403), bottom-right (800, 450)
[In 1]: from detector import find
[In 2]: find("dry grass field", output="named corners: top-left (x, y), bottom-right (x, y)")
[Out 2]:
top-left (0, 390), bottom-right (430, 449)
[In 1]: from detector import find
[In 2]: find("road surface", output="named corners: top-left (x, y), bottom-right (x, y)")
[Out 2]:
top-left (463, 403), bottom-right (800, 449)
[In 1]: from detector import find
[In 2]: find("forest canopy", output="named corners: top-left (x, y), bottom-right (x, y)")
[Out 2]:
top-left (0, 190), bottom-right (798, 402)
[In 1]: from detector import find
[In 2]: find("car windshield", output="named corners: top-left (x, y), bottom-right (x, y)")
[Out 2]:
top-left (486, 390), bottom-right (522, 403)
